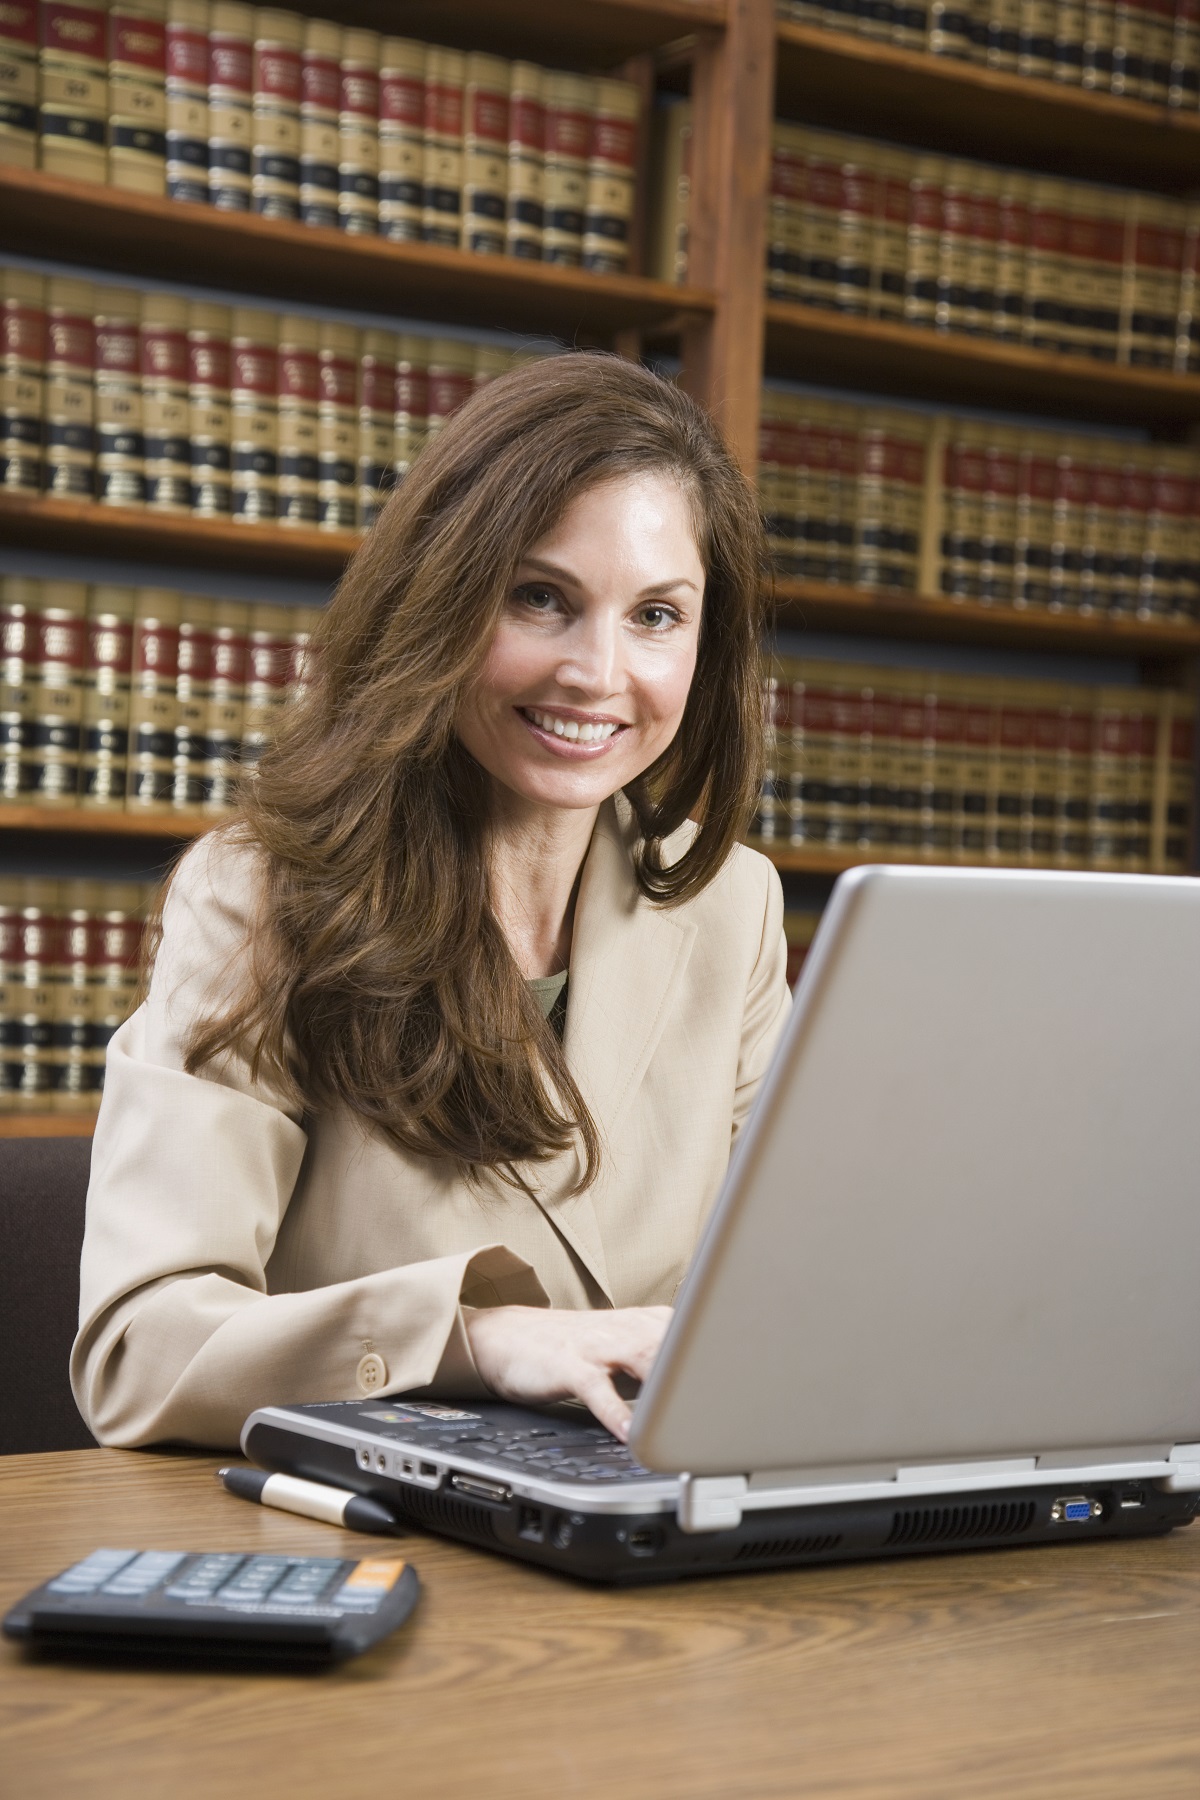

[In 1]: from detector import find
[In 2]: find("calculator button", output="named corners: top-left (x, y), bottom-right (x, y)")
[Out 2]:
top-left (99, 1551), bottom-right (187, 1597)
top-left (214, 1556), bottom-right (293, 1602)
top-left (164, 1554), bottom-right (246, 1600)
top-left (269, 1560), bottom-right (344, 1604)
top-left (331, 1557), bottom-right (407, 1612)
top-left (48, 1548), bottom-right (139, 1594)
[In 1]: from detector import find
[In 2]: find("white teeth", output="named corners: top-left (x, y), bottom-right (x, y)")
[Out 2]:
top-left (525, 709), bottom-right (619, 743)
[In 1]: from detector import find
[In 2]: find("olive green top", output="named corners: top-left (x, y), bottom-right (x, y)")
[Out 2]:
top-left (528, 968), bottom-right (569, 1037)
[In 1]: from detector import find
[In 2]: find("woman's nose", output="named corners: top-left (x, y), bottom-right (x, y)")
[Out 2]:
top-left (555, 614), bottom-right (619, 695)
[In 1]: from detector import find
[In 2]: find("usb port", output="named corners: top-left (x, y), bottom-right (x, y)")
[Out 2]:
top-left (450, 1473), bottom-right (512, 1504)
top-left (1119, 1487), bottom-right (1146, 1509)
top-left (1051, 1495), bottom-right (1102, 1523)
top-left (518, 1506), bottom-right (545, 1542)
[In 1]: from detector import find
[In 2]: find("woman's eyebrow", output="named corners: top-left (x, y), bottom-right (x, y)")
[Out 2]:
top-left (517, 556), bottom-right (701, 597)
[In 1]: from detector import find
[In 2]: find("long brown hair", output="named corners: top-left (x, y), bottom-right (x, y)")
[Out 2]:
top-left (174, 352), bottom-right (768, 1189)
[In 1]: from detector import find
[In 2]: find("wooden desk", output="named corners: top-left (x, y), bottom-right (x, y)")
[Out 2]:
top-left (2, 1450), bottom-right (1199, 1799)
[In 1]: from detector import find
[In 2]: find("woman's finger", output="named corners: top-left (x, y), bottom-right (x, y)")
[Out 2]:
top-left (574, 1367), bottom-right (634, 1442)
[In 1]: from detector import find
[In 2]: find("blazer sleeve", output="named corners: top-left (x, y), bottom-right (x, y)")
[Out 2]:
top-left (730, 852), bottom-right (791, 1143)
top-left (70, 832), bottom-right (548, 1450)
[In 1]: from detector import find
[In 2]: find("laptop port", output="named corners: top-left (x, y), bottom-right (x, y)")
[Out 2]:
top-left (517, 1506), bottom-right (545, 1543)
top-left (1119, 1486), bottom-right (1146, 1509)
top-left (625, 1527), bottom-right (664, 1557)
top-left (450, 1473), bottom-right (511, 1504)
top-left (1050, 1495), bottom-right (1102, 1523)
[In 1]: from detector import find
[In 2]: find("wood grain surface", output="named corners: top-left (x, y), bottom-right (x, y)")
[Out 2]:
top-left (2, 1449), bottom-right (1198, 1799)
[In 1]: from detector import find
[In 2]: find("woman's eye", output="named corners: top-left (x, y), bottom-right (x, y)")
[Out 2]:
top-left (637, 604), bottom-right (678, 629)
top-left (514, 583), bottom-right (559, 611)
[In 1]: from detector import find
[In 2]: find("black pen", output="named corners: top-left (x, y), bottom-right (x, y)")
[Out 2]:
top-left (217, 1466), bottom-right (404, 1536)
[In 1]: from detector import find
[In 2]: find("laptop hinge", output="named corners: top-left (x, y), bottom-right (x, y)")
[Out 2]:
top-left (677, 1474), bottom-right (748, 1533)
top-left (1163, 1443), bottom-right (1200, 1492)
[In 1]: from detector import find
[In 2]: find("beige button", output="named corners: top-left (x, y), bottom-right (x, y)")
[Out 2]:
top-left (356, 1352), bottom-right (388, 1394)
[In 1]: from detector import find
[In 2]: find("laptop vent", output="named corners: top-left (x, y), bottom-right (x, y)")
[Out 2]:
top-left (885, 1499), bottom-right (1038, 1548)
top-left (394, 1484), bottom-right (500, 1545)
top-left (734, 1532), bottom-right (843, 1564)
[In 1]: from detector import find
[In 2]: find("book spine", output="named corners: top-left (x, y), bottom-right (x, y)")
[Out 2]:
top-left (0, 577), bottom-right (37, 802)
top-left (28, 580), bottom-right (85, 808)
top-left (172, 590), bottom-right (212, 808)
top-left (1, 266), bottom-right (44, 495)
top-left (392, 332), bottom-right (428, 483)
top-left (425, 336), bottom-right (473, 438)
top-left (187, 298), bottom-right (231, 514)
top-left (140, 290), bottom-right (189, 511)
top-left (1047, 435), bottom-right (1090, 612)
top-left (378, 35), bottom-right (424, 244)
top-left (80, 583), bottom-right (133, 807)
top-left (825, 670), bottom-right (865, 848)
top-left (0, 1), bottom-right (39, 170)
top-left (338, 26), bottom-right (379, 235)
top-left (1139, 447), bottom-right (1193, 619)
top-left (94, 285), bottom-right (143, 507)
top-left (987, 0), bottom-right (1024, 64)
top-left (5, 879), bottom-right (60, 1105)
top-left (757, 390), bottom-right (789, 576)
top-left (835, 137), bottom-right (878, 316)
top-left (164, 0), bottom-right (207, 202)
top-left (1168, 0), bottom-right (1200, 104)
top-left (1080, 450), bottom-right (1122, 614)
top-left (108, 0), bottom-right (166, 194)
top-left (992, 168), bottom-right (1030, 342)
top-left (357, 326), bottom-right (395, 527)
top-left (584, 76), bottom-right (637, 274)
top-left (202, 597), bottom-right (245, 808)
top-left (463, 51), bottom-right (509, 256)
top-left (928, 0), bottom-right (976, 54)
top-left (903, 154), bottom-right (944, 329)
top-left (1111, 0), bottom-right (1150, 90)
top-left (1141, 0), bottom-right (1176, 97)
top-left (935, 159), bottom-right (975, 334)
top-left (421, 43), bottom-right (464, 248)
top-left (893, 0), bottom-right (931, 48)
top-left (126, 586), bottom-right (179, 807)
top-left (316, 319), bottom-right (357, 530)
top-left (793, 669), bottom-right (833, 847)
top-left (1089, 688), bottom-right (1128, 867)
top-left (39, 0), bottom-right (108, 182)
top-left (1025, 176), bottom-right (1070, 353)
top-left (1161, 696), bottom-right (1195, 871)
top-left (1129, 195), bottom-right (1186, 368)
top-left (645, 96), bottom-right (685, 285)
top-left (799, 129), bottom-right (841, 310)
top-left (1125, 694), bottom-right (1158, 868)
top-left (276, 312), bottom-right (318, 525)
top-left (89, 884), bottom-right (145, 1086)
top-left (765, 123), bottom-right (797, 303)
top-left (542, 70), bottom-right (592, 266)
top-left (1019, 0), bottom-right (1060, 71)
top-left (54, 885), bottom-right (95, 1110)
top-left (962, 167), bottom-right (1000, 335)
top-left (298, 14), bottom-right (339, 229)
top-left (207, 0), bottom-right (251, 209)
top-left (1054, 0), bottom-right (1088, 76)
top-left (230, 306), bottom-right (276, 521)
top-left (240, 601), bottom-right (290, 769)
top-left (43, 277), bottom-right (95, 499)
top-left (250, 3), bottom-right (300, 219)
top-left (1111, 446), bottom-right (1152, 615)
top-left (979, 425), bottom-right (1020, 603)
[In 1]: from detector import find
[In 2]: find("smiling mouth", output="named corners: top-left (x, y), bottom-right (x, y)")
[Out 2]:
top-left (520, 707), bottom-right (626, 745)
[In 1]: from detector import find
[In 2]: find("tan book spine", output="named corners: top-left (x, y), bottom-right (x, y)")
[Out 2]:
top-left (357, 326), bottom-right (396, 528)
top-left (757, 387), bottom-right (788, 577)
top-left (583, 75), bottom-right (637, 275)
top-left (835, 135), bottom-right (878, 317)
top-left (230, 305), bottom-right (276, 522)
top-left (251, 4), bottom-right (301, 220)
top-left (796, 126), bottom-right (839, 311)
top-left (298, 14), bottom-right (339, 230)
top-left (765, 122), bottom-right (799, 302)
top-left (903, 153), bottom-right (945, 330)
top-left (421, 43), bottom-right (464, 248)
top-left (240, 601), bottom-right (291, 770)
top-left (777, 391), bottom-right (805, 578)
top-left (425, 336), bottom-right (473, 438)
top-left (953, 676), bottom-right (994, 861)
top-left (1088, 686), bottom-right (1127, 868)
top-left (1111, 445), bottom-right (1152, 615)
top-left (338, 25), bottom-right (379, 235)
top-left (1026, 680), bottom-right (1064, 863)
top-left (917, 413), bottom-right (949, 597)
top-left (208, 0), bottom-right (251, 209)
top-left (964, 165), bottom-right (1001, 337)
top-left (1081, 0), bottom-right (1117, 81)
top-left (504, 58), bottom-right (544, 262)
top-left (6, 878), bottom-right (61, 1106)
top-left (126, 586), bottom-right (180, 809)
top-left (827, 399), bottom-right (861, 585)
top-left (1127, 194), bottom-right (1187, 369)
top-left (990, 679), bottom-right (1034, 865)
top-left (791, 663), bottom-right (833, 848)
top-left (93, 284), bottom-right (144, 508)
top-left (392, 331), bottom-right (429, 483)
top-left (1125, 689), bottom-right (1158, 869)
top-left (1080, 447), bottom-right (1122, 615)
top-left (993, 167), bottom-right (1031, 343)
top-left (89, 883), bottom-right (147, 1092)
top-left (542, 69), bottom-right (592, 267)
top-left (187, 298), bottom-right (231, 516)
top-left (940, 417), bottom-right (977, 600)
top-left (1137, 445), bottom-right (1193, 620)
top-left (316, 319), bottom-right (357, 530)
top-left (645, 97), bottom-right (689, 284)
top-left (1013, 428), bottom-right (1057, 609)
top-left (39, 0), bottom-right (109, 182)
top-left (0, 2), bottom-right (39, 170)
top-left (871, 143), bottom-right (912, 325)
top-left (1054, 0), bottom-right (1088, 76)
top-left (874, 406), bottom-right (928, 593)
top-left (80, 583), bottom-right (134, 808)
top-left (930, 674), bottom-right (966, 862)
top-left (276, 312), bottom-right (319, 526)
top-left (463, 51), bottom-right (509, 257)
top-left (202, 597), bottom-right (246, 810)
top-left (165, 0), bottom-right (208, 203)
top-left (29, 580), bottom-right (86, 809)
top-left (1111, 0), bottom-right (1151, 91)
top-left (140, 290), bottom-right (190, 512)
top-left (979, 423), bottom-right (1021, 605)
top-left (1159, 692), bottom-right (1195, 872)
top-left (751, 661), bottom-right (781, 846)
top-left (935, 159), bottom-right (976, 335)
top-left (1167, 0), bottom-right (1200, 105)
top-left (1024, 176), bottom-right (1070, 354)
top-left (825, 667), bottom-right (866, 850)
top-left (108, 0), bottom-right (166, 194)
top-left (1019, 0), bottom-right (1060, 71)
top-left (43, 277), bottom-right (95, 500)
top-left (53, 882), bottom-right (96, 1111)
top-left (988, 0), bottom-right (1025, 64)
top-left (1, 266), bottom-right (45, 495)
top-left (378, 36), bottom-right (424, 244)
top-left (1047, 434), bottom-right (1091, 613)
top-left (173, 591), bottom-right (212, 810)
top-left (1, 577), bottom-right (39, 803)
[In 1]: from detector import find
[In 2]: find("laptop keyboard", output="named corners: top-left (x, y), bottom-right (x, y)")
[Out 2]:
top-left (352, 1404), bottom-right (660, 1483)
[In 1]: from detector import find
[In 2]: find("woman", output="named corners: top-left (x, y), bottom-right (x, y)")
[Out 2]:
top-left (72, 353), bottom-right (790, 1450)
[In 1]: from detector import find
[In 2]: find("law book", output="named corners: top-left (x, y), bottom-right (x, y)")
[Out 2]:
top-left (338, 26), bottom-right (378, 235)
top-left (93, 285), bottom-right (143, 508)
top-left (1088, 687), bottom-right (1130, 868)
top-left (240, 600), bottom-right (291, 770)
top-left (1068, 184), bottom-right (1125, 362)
top-left (1125, 690), bottom-right (1159, 868)
top-left (187, 298), bottom-right (231, 515)
top-left (939, 418), bottom-right (979, 600)
top-left (765, 123), bottom-right (800, 302)
top-left (1111, 0), bottom-right (1150, 90)
top-left (165, 0), bottom-right (207, 201)
top-left (1024, 176), bottom-right (1071, 354)
top-left (992, 166), bottom-right (1031, 343)
top-left (0, 1), bottom-right (38, 169)
top-left (316, 319), bottom-right (357, 530)
top-left (1168, 0), bottom-right (1200, 104)
top-left (752, 662), bottom-right (784, 845)
top-left (53, 881), bottom-right (97, 1110)
top-left (108, 0), bottom-right (166, 193)
top-left (126, 585), bottom-right (179, 808)
top-left (2, 877), bottom-right (59, 1105)
top-left (962, 165), bottom-right (1000, 335)
top-left (1177, 211), bottom-right (1199, 375)
top-left (172, 590), bottom-right (212, 808)
top-left (1141, 0), bottom-right (1176, 97)
top-left (796, 127), bottom-right (843, 310)
top-left (88, 881), bottom-right (146, 1092)
top-left (973, 423), bottom-right (1019, 604)
top-left (1014, 429), bottom-right (1059, 609)
top-left (903, 154), bottom-right (944, 330)
top-left (251, 4), bottom-right (301, 220)
top-left (28, 579), bottom-right (86, 808)
top-left (298, 13), bottom-right (339, 229)
top-left (43, 276), bottom-right (95, 500)
top-left (463, 51), bottom-right (509, 257)
top-left (202, 596), bottom-right (246, 808)
top-left (1019, 0), bottom-right (1060, 70)
top-left (378, 35), bottom-right (424, 244)
top-left (207, 0), bottom-right (251, 208)
top-left (0, 576), bottom-right (38, 802)
top-left (1081, 0), bottom-right (1116, 82)
top-left (757, 388), bottom-right (791, 576)
top-left (140, 289), bottom-right (190, 511)
top-left (421, 42), bottom-right (465, 247)
top-left (1, 266), bottom-right (44, 496)
top-left (1055, 0), bottom-right (1089, 75)
top-left (927, 0), bottom-right (976, 55)
top-left (283, 602), bottom-right (318, 709)
top-left (275, 312), bottom-right (318, 525)
top-left (646, 97), bottom-right (689, 284)
top-left (1046, 435), bottom-right (1091, 613)
top-left (1110, 446), bottom-right (1153, 616)
top-left (985, 0), bottom-right (1024, 63)
top-left (584, 76), bottom-right (638, 274)
top-left (1137, 446), bottom-right (1194, 620)
top-left (542, 70), bottom-right (592, 266)
top-left (425, 336), bottom-right (474, 439)
top-left (39, 0), bottom-right (108, 182)
top-left (835, 134), bottom-right (880, 316)
top-left (1159, 691), bottom-right (1195, 872)
top-left (80, 582), bottom-right (134, 808)
top-left (392, 331), bottom-right (428, 485)
top-left (230, 305), bottom-right (277, 522)
top-left (1124, 194), bottom-right (1187, 368)
top-left (1079, 448), bottom-right (1123, 615)
top-left (935, 159), bottom-right (976, 334)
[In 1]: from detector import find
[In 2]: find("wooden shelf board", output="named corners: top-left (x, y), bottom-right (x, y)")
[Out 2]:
top-left (0, 492), bottom-right (361, 581)
top-left (0, 805), bottom-right (211, 839)
top-left (772, 579), bottom-right (1200, 658)
top-left (0, 1113), bottom-right (96, 1137)
top-left (775, 22), bottom-right (1200, 192)
top-left (309, 0), bottom-right (724, 63)
top-left (0, 171), bottom-right (715, 340)
top-left (764, 301), bottom-right (1200, 427)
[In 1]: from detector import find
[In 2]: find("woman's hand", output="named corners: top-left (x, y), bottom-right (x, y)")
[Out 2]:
top-left (462, 1305), bottom-right (672, 1442)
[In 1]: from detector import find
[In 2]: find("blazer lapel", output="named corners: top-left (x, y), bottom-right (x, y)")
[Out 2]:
top-left (523, 798), bottom-right (697, 1303)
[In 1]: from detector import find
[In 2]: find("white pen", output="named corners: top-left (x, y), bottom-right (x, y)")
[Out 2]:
top-left (217, 1466), bottom-right (404, 1535)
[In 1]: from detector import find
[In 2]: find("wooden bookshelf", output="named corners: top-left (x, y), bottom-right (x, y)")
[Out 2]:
top-left (0, 806), bottom-right (209, 839)
top-left (273, 0), bottom-right (727, 63)
top-left (0, 1113), bottom-right (96, 1138)
top-left (763, 302), bottom-right (1200, 429)
top-left (0, 169), bottom-right (715, 345)
top-left (775, 22), bottom-right (1200, 192)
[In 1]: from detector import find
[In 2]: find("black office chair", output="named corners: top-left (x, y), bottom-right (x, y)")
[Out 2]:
top-left (0, 1135), bottom-right (97, 1454)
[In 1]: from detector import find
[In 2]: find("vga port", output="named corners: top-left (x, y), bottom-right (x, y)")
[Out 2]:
top-left (1051, 1495), bottom-right (1102, 1523)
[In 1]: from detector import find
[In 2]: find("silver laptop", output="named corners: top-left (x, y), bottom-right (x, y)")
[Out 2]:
top-left (243, 866), bottom-right (1200, 1581)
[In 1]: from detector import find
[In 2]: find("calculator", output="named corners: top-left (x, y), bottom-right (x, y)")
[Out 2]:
top-left (3, 1547), bottom-right (420, 1667)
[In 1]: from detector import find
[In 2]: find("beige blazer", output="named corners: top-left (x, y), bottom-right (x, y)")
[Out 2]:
top-left (72, 799), bottom-right (790, 1448)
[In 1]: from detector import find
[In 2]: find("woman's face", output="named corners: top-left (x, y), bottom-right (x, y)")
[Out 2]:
top-left (456, 471), bottom-right (705, 815)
